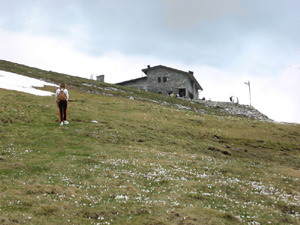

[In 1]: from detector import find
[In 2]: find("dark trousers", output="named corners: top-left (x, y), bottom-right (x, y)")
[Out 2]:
top-left (57, 100), bottom-right (68, 122)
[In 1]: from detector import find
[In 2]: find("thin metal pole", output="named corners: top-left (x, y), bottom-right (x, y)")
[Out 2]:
top-left (248, 81), bottom-right (252, 106)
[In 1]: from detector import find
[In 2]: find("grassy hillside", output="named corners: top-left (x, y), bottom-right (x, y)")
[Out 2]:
top-left (0, 60), bottom-right (300, 225)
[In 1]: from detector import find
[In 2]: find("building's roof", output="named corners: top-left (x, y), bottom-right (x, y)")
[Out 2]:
top-left (142, 65), bottom-right (203, 91)
top-left (116, 76), bottom-right (147, 85)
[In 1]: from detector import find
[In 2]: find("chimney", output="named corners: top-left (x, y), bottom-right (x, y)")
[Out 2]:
top-left (96, 75), bottom-right (105, 82)
top-left (188, 71), bottom-right (194, 75)
top-left (147, 65), bottom-right (150, 68)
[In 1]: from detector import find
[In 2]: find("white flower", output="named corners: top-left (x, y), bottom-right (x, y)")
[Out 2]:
top-left (115, 195), bottom-right (129, 201)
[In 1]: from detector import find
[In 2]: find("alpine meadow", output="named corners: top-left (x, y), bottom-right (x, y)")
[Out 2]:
top-left (0, 60), bottom-right (300, 225)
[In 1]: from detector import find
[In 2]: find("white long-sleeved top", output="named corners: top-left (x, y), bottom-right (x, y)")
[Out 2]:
top-left (55, 88), bottom-right (69, 101)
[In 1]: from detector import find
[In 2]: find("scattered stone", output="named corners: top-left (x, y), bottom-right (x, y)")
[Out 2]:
top-left (214, 135), bottom-right (221, 140)
top-left (91, 120), bottom-right (98, 124)
top-left (175, 104), bottom-right (191, 110)
top-left (201, 101), bottom-right (271, 121)
top-left (208, 146), bottom-right (232, 156)
top-left (82, 83), bottom-right (94, 87)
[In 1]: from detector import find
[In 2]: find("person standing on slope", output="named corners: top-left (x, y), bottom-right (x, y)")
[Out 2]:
top-left (55, 83), bottom-right (69, 126)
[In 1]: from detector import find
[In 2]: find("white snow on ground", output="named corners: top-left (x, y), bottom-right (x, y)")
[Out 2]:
top-left (0, 70), bottom-right (58, 96)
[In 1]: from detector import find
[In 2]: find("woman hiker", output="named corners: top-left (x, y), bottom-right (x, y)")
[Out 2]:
top-left (55, 83), bottom-right (69, 126)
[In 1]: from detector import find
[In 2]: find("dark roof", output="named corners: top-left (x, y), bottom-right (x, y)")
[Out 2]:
top-left (142, 65), bottom-right (203, 91)
top-left (116, 76), bottom-right (147, 85)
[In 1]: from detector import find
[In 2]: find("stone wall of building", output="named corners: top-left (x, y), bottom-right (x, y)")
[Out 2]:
top-left (126, 78), bottom-right (148, 90)
top-left (186, 75), bottom-right (199, 99)
top-left (96, 75), bottom-right (105, 82)
top-left (147, 67), bottom-right (192, 97)
top-left (118, 66), bottom-right (201, 100)
top-left (117, 77), bottom-right (148, 90)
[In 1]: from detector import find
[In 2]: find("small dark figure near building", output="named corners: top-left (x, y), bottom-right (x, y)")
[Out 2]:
top-left (230, 96), bottom-right (239, 104)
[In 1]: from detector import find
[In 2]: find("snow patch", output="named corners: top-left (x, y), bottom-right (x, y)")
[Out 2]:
top-left (0, 70), bottom-right (58, 96)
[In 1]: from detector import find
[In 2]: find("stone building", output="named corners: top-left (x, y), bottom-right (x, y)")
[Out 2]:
top-left (96, 75), bottom-right (105, 82)
top-left (117, 65), bottom-right (203, 99)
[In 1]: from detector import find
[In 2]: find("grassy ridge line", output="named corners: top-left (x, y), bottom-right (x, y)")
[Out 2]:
top-left (0, 60), bottom-right (300, 224)
top-left (0, 59), bottom-right (195, 105)
top-left (0, 59), bottom-right (242, 118)
top-left (0, 59), bottom-right (270, 122)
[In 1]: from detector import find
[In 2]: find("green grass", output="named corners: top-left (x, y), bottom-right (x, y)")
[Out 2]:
top-left (0, 60), bottom-right (300, 224)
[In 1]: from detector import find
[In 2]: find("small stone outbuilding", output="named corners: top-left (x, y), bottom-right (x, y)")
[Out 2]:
top-left (117, 65), bottom-right (203, 99)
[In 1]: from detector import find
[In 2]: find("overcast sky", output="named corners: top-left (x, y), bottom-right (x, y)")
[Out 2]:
top-left (0, 0), bottom-right (299, 123)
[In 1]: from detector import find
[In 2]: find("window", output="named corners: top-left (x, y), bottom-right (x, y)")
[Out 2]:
top-left (163, 77), bottom-right (169, 82)
top-left (158, 77), bottom-right (161, 83)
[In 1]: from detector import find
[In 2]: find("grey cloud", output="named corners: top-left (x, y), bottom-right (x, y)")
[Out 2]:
top-left (161, 0), bottom-right (243, 29)
top-left (0, 0), bottom-right (84, 37)
top-left (1, 0), bottom-right (299, 74)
